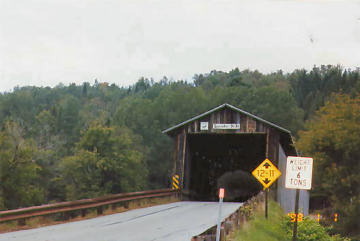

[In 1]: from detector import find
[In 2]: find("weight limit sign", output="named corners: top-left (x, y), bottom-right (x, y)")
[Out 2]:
top-left (285, 156), bottom-right (313, 190)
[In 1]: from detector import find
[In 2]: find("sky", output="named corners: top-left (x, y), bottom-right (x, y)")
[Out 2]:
top-left (0, 0), bottom-right (359, 92)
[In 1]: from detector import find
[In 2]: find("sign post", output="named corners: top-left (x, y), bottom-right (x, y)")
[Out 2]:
top-left (292, 189), bottom-right (300, 241)
top-left (265, 188), bottom-right (269, 219)
top-left (252, 158), bottom-right (281, 218)
top-left (285, 156), bottom-right (313, 241)
top-left (216, 188), bottom-right (225, 241)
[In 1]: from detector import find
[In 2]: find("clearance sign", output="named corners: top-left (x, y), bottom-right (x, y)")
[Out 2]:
top-left (252, 159), bottom-right (281, 189)
top-left (285, 156), bottom-right (313, 190)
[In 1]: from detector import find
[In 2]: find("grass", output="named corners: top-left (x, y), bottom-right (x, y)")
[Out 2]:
top-left (228, 200), bottom-right (352, 241)
top-left (0, 196), bottom-right (179, 233)
top-left (229, 200), bottom-right (287, 241)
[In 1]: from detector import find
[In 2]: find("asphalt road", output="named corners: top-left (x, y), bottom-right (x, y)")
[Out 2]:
top-left (0, 201), bottom-right (243, 241)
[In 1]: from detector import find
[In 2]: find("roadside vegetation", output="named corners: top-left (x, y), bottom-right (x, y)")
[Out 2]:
top-left (231, 201), bottom-right (350, 241)
top-left (296, 94), bottom-right (360, 239)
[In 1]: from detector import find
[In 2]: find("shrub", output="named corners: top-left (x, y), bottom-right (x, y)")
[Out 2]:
top-left (283, 217), bottom-right (350, 241)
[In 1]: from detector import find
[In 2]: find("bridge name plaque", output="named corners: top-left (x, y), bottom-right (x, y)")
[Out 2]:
top-left (213, 123), bottom-right (240, 130)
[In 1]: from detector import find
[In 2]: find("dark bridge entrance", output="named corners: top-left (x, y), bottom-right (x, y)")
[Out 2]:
top-left (187, 133), bottom-right (265, 201)
top-left (163, 103), bottom-right (297, 203)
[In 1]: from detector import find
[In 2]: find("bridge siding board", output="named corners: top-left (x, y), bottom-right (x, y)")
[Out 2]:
top-left (184, 141), bottom-right (191, 190)
top-left (182, 129), bottom-right (187, 186)
top-left (248, 118), bottom-right (256, 132)
top-left (175, 133), bottom-right (183, 180)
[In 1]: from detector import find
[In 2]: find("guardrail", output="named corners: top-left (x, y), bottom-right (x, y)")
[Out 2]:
top-left (191, 192), bottom-right (264, 241)
top-left (0, 189), bottom-right (178, 225)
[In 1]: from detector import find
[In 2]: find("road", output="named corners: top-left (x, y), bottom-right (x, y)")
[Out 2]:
top-left (0, 201), bottom-right (243, 241)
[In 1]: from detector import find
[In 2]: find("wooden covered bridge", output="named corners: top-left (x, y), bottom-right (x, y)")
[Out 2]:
top-left (163, 103), bottom-right (309, 214)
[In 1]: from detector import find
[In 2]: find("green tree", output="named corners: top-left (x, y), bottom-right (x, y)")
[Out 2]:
top-left (60, 124), bottom-right (147, 200)
top-left (289, 65), bottom-right (360, 120)
top-left (297, 93), bottom-right (360, 236)
top-left (35, 110), bottom-right (56, 148)
top-left (0, 121), bottom-right (44, 209)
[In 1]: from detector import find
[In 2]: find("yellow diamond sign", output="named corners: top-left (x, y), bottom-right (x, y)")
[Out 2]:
top-left (252, 159), bottom-right (281, 189)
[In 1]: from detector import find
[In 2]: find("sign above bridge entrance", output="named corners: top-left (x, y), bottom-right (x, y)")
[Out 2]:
top-left (252, 159), bottom-right (281, 189)
top-left (213, 123), bottom-right (240, 130)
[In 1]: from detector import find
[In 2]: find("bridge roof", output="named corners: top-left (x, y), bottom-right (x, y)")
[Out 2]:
top-left (163, 103), bottom-right (290, 134)
top-left (162, 103), bottom-right (297, 156)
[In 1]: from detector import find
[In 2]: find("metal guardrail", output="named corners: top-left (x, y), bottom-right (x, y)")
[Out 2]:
top-left (0, 189), bottom-right (178, 223)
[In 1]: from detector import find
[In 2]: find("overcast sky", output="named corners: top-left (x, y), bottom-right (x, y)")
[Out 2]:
top-left (0, 0), bottom-right (359, 92)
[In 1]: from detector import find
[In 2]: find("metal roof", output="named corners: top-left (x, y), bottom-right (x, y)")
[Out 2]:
top-left (162, 103), bottom-right (291, 134)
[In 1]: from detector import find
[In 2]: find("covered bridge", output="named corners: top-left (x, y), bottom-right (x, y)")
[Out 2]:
top-left (163, 103), bottom-right (309, 215)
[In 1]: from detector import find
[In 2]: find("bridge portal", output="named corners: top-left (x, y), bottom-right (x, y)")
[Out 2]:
top-left (187, 133), bottom-right (265, 201)
top-left (163, 103), bottom-right (308, 214)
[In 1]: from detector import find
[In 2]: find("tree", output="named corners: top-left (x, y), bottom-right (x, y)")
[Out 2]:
top-left (35, 110), bottom-right (56, 148)
top-left (60, 124), bottom-right (147, 200)
top-left (289, 65), bottom-right (360, 120)
top-left (0, 121), bottom-right (44, 209)
top-left (296, 94), bottom-right (360, 236)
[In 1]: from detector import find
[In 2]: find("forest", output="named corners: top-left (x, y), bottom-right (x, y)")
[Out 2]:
top-left (0, 65), bottom-right (359, 236)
